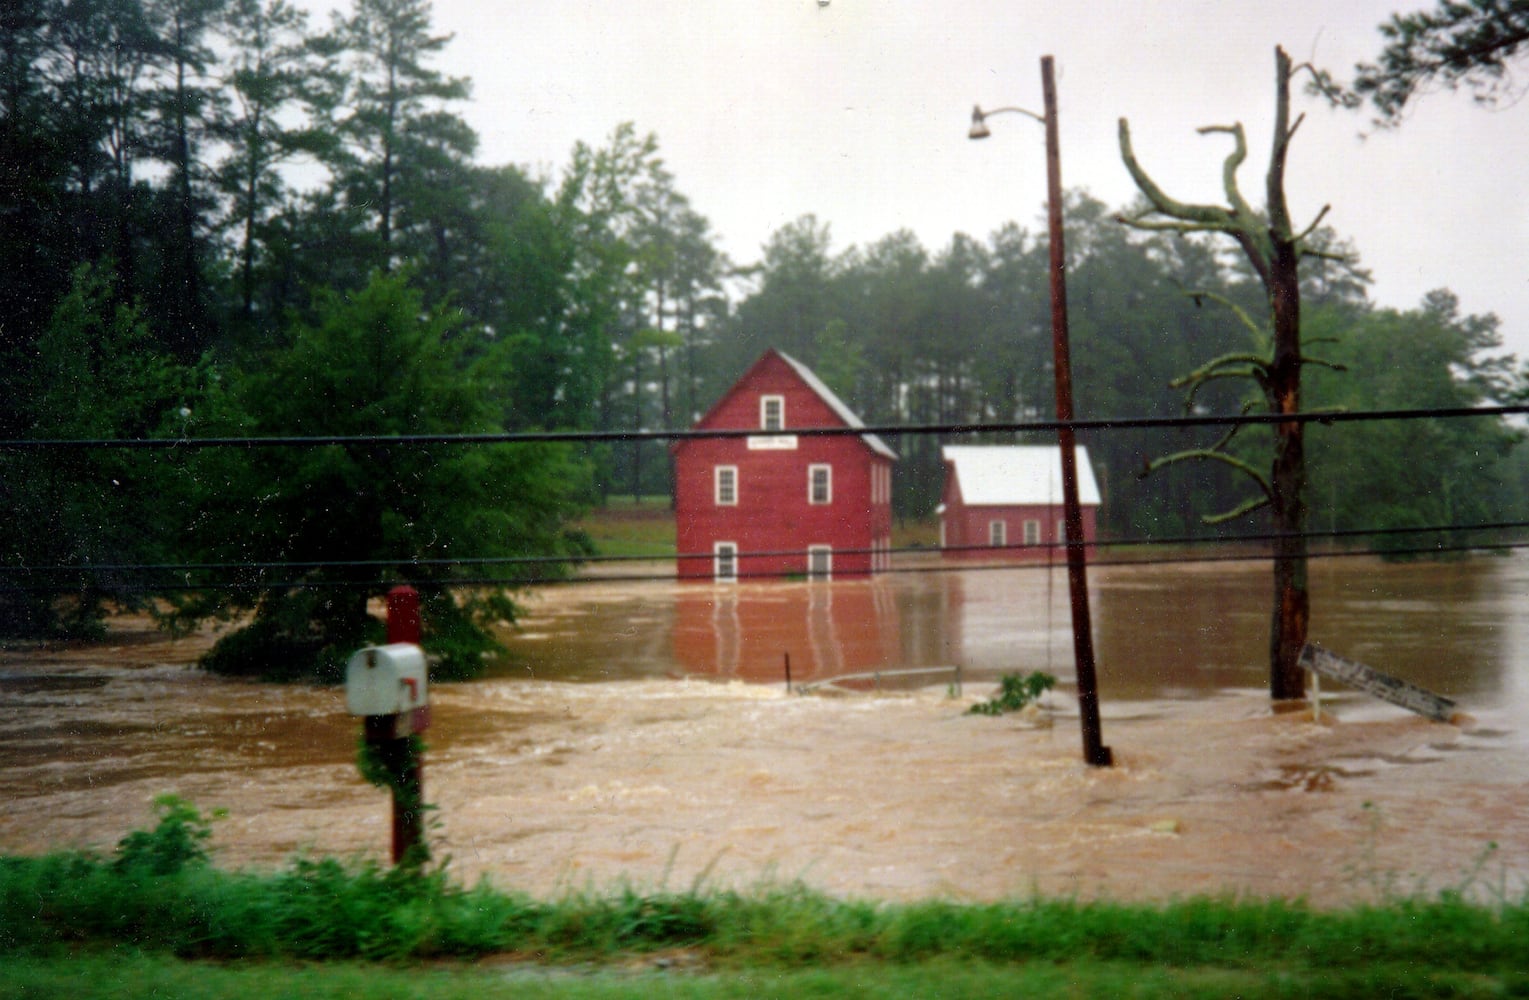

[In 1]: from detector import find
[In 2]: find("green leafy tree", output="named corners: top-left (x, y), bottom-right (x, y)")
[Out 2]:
top-left (1064, 201), bottom-right (1250, 539)
top-left (0, 0), bottom-right (81, 347)
top-left (174, 271), bottom-right (590, 681)
top-left (665, 205), bottom-right (731, 428)
top-left (553, 124), bottom-right (726, 497)
top-left (309, 0), bottom-right (472, 268)
top-left (730, 214), bottom-right (845, 371)
top-left (141, 0), bottom-right (227, 358)
top-left (47, 0), bottom-right (171, 304)
top-left (211, 0), bottom-right (324, 323)
top-left (971, 222), bottom-right (1051, 425)
top-left (1333, 0), bottom-right (1529, 126)
top-left (0, 264), bottom-right (193, 637)
top-left (1306, 291), bottom-right (1520, 554)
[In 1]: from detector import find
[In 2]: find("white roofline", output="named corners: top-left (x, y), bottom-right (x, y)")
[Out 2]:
top-left (776, 350), bottom-right (898, 461)
top-left (941, 444), bottom-right (1102, 507)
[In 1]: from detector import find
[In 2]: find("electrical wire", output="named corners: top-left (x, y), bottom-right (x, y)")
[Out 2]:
top-left (2, 402), bottom-right (1527, 451)
top-left (6, 403), bottom-right (1527, 594)
top-left (7, 518), bottom-right (1526, 579)
top-left (8, 532), bottom-right (1528, 594)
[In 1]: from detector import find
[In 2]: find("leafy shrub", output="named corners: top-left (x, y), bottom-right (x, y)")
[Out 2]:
top-left (113, 796), bottom-right (221, 876)
top-left (968, 672), bottom-right (1056, 716)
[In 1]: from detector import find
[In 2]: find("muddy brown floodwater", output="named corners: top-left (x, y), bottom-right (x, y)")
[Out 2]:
top-left (3, 554), bottom-right (1529, 906)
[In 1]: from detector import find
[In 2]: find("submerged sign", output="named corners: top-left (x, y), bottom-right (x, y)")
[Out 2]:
top-left (1298, 644), bottom-right (1457, 723)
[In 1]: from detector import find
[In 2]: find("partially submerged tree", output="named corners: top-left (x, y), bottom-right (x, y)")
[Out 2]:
top-left (172, 271), bottom-right (591, 681)
top-left (1117, 45), bottom-right (1349, 702)
top-left (0, 264), bottom-right (194, 637)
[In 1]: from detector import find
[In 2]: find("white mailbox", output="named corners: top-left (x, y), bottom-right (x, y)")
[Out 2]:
top-left (345, 643), bottom-right (428, 716)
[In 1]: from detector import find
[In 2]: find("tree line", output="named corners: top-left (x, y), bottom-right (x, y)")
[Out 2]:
top-left (2, 0), bottom-right (1524, 678)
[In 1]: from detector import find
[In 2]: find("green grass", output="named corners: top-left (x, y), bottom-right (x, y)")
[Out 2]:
top-left (4, 952), bottom-right (1522, 999)
top-left (574, 500), bottom-right (942, 562)
top-left (4, 800), bottom-right (1528, 997)
top-left (575, 500), bottom-right (676, 559)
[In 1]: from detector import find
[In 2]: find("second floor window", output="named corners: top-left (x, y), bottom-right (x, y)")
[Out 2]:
top-left (760, 395), bottom-right (784, 431)
top-left (808, 464), bottom-right (832, 505)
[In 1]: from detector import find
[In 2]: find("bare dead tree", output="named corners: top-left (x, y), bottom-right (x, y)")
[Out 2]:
top-left (1117, 46), bottom-right (1352, 702)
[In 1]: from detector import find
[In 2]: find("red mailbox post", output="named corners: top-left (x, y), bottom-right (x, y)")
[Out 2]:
top-left (347, 585), bottom-right (429, 865)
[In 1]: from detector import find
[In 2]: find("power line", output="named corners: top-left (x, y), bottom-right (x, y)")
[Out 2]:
top-left (7, 521), bottom-right (1526, 594)
top-left (10, 538), bottom-right (1526, 594)
top-left (7, 518), bottom-right (1525, 578)
top-left (2, 403), bottom-right (1527, 451)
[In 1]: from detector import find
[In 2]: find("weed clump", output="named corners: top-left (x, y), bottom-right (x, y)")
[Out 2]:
top-left (113, 795), bottom-right (220, 877)
top-left (968, 672), bottom-right (1056, 716)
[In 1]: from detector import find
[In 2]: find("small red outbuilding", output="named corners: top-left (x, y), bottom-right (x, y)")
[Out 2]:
top-left (672, 349), bottom-right (897, 581)
top-left (938, 445), bottom-right (1101, 560)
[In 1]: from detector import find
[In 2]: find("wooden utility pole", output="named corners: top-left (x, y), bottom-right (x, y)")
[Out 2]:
top-left (1040, 56), bottom-right (1112, 768)
top-left (972, 56), bottom-right (1112, 767)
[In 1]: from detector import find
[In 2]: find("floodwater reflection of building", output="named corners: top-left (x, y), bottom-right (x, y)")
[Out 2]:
top-left (673, 578), bottom-right (903, 683)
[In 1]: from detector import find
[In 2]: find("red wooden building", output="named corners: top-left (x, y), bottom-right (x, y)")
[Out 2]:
top-left (938, 445), bottom-right (1101, 561)
top-left (672, 349), bottom-right (897, 581)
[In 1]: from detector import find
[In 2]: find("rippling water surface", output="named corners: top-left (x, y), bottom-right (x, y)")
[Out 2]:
top-left (495, 553), bottom-right (1529, 725)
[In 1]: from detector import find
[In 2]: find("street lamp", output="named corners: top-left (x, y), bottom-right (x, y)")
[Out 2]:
top-left (968, 104), bottom-right (1041, 139)
top-left (971, 55), bottom-right (1112, 768)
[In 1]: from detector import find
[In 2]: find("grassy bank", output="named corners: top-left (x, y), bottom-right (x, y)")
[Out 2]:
top-left (5, 951), bottom-right (1520, 999)
top-left (575, 497), bottom-right (675, 559)
top-left (2, 802), bottom-right (1526, 996)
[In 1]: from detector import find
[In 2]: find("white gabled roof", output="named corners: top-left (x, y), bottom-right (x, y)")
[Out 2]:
top-left (942, 445), bottom-right (1101, 507)
top-left (776, 350), bottom-right (898, 461)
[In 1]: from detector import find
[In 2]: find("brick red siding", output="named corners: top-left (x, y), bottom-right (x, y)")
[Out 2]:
top-left (673, 351), bottom-right (893, 580)
top-left (939, 461), bottom-right (1097, 561)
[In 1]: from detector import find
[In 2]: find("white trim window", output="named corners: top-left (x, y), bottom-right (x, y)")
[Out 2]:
top-left (714, 542), bottom-right (738, 582)
top-left (714, 465), bottom-right (738, 506)
top-left (808, 463), bottom-right (832, 505)
top-left (808, 545), bottom-right (833, 580)
top-left (989, 520), bottom-right (1006, 547)
top-left (1023, 519), bottom-right (1042, 546)
top-left (760, 395), bottom-right (785, 431)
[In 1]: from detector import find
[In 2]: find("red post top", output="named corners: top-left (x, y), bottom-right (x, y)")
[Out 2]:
top-left (386, 585), bottom-right (421, 645)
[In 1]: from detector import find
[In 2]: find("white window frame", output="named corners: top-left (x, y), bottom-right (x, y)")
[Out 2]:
top-left (760, 395), bottom-right (785, 431)
top-left (808, 463), bottom-right (832, 505)
top-left (1023, 519), bottom-right (1042, 546)
top-left (807, 544), bottom-right (833, 581)
top-left (989, 519), bottom-right (1006, 547)
top-left (714, 541), bottom-right (738, 582)
top-left (714, 465), bottom-right (738, 506)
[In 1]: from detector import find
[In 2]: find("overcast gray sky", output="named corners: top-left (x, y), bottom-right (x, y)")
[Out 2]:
top-left (355, 0), bottom-right (1529, 359)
